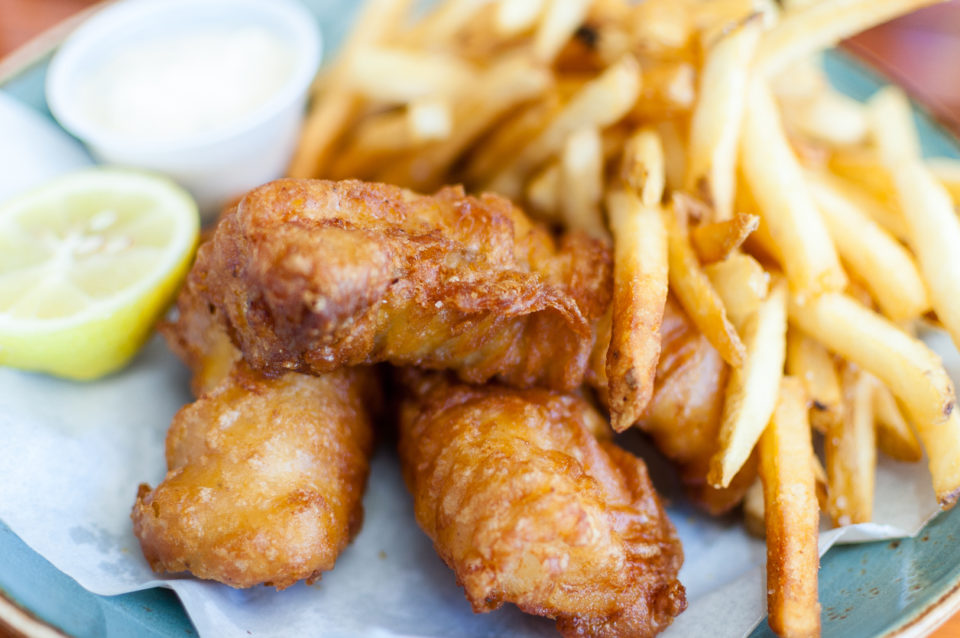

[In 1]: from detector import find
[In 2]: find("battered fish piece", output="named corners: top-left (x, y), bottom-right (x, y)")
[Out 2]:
top-left (132, 364), bottom-right (377, 589)
top-left (592, 297), bottom-right (754, 514)
top-left (135, 276), bottom-right (378, 589)
top-left (398, 372), bottom-right (686, 638)
top-left (160, 263), bottom-right (240, 397)
top-left (191, 178), bottom-right (611, 391)
top-left (642, 297), bottom-right (756, 514)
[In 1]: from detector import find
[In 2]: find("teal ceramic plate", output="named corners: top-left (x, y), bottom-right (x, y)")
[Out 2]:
top-left (2, 4), bottom-right (960, 637)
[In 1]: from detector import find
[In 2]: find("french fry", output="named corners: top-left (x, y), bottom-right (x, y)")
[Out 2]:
top-left (289, 0), bottom-right (413, 177)
top-left (786, 89), bottom-right (869, 148)
top-left (807, 170), bottom-right (930, 321)
top-left (917, 410), bottom-right (960, 509)
top-left (602, 126), bottom-right (631, 164)
top-left (709, 279), bottom-right (788, 488)
top-left (868, 86), bottom-right (923, 163)
top-left (345, 110), bottom-right (412, 155)
top-left (826, 364), bottom-right (876, 526)
top-left (870, 87), bottom-right (960, 351)
top-left (560, 127), bottom-right (607, 238)
top-left (605, 189), bottom-right (669, 431)
top-left (495, 0), bottom-right (544, 37)
top-left (337, 92), bottom-right (481, 181)
top-left (407, 97), bottom-right (452, 142)
top-left (755, 0), bottom-right (942, 77)
top-left (686, 14), bottom-right (761, 220)
top-left (331, 111), bottom-right (412, 179)
top-left (760, 377), bottom-right (821, 638)
top-left (769, 55), bottom-right (826, 103)
top-left (812, 453), bottom-right (829, 512)
top-left (926, 156), bottom-right (960, 205)
top-left (464, 94), bottom-right (561, 185)
top-left (290, 92), bottom-right (360, 178)
top-left (488, 54), bottom-right (641, 196)
top-left (786, 329), bottom-right (841, 434)
top-left (826, 147), bottom-right (901, 215)
top-left (746, 219), bottom-right (782, 267)
top-left (656, 118), bottom-right (688, 193)
top-left (582, 11), bottom-right (635, 67)
top-left (556, 75), bottom-right (589, 101)
top-left (817, 158), bottom-right (910, 241)
top-left (664, 200), bottom-right (747, 368)
top-left (788, 292), bottom-right (955, 435)
top-left (454, 6), bottom-right (529, 61)
top-left (735, 172), bottom-right (783, 263)
top-left (398, 0), bottom-right (486, 46)
top-left (630, 62), bottom-right (696, 120)
top-left (534, 0), bottom-right (591, 62)
top-left (873, 380), bottom-right (923, 463)
top-left (740, 80), bottom-right (846, 299)
top-left (673, 191), bottom-right (713, 224)
top-left (383, 55), bottom-right (552, 188)
top-left (620, 128), bottom-right (665, 206)
top-left (691, 213), bottom-right (760, 264)
top-left (629, 0), bottom-right (694, 57)
top-left (703, 253), bottom-right (770, 330)
top-left (689, 0), bottom-right (765, 28)
top-left (525, 161), bottom-right (561, 219)
top-left (788, 130), bottom-right (832, 170)
top-left (345, 48), bottom-right (476, 103)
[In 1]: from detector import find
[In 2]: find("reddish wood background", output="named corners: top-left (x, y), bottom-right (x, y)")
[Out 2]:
top-left (2, 1), bottom-right (960, 636)
top-left (0, 0), bottom-right (95, 52)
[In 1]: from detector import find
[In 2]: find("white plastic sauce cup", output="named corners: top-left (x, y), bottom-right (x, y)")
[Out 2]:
top-left (46, 0), bottom-right (322, 217)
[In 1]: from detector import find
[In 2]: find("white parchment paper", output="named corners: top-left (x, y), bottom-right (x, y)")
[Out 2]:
top-left (0, 90), bottom-right (955, 638)
top-left (0, 91), bottom-right (91, 201)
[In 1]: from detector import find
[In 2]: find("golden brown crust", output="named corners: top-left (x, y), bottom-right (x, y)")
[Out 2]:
top-left (158, 265), bottom-right (240, 397)
top-left (143, 272), bottom-right (379, 589)
top-left (190, 179), bottom-right (611, 391)
top-left (397, 372), bottom-right (686, 638)
top-left (131, 364), bottom-right (378, 590)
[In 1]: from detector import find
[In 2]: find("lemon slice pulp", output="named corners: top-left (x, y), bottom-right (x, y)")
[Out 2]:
top-left (0, 168), bottom-right (199, 380)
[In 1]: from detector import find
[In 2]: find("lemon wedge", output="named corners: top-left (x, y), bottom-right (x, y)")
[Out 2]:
top-left (0, 168), bottom-right (199, 380)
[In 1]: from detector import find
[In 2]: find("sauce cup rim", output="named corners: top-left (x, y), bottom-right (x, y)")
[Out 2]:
top-left (45, 0), bottom-right (322, 156)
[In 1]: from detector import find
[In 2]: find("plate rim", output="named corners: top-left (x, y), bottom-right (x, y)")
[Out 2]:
top-left (886, 578), bottom-right (960, 638)
top-left (0, 593), bottom-right (69, 638)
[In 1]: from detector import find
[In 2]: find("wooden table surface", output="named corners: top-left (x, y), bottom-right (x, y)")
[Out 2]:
top-left (1, 1), bottom-right (960, 637)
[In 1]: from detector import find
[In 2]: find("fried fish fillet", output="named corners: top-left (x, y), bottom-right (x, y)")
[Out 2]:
top-left (642, 297), bottom-right (756, 514)
top-left (190, 178), bottom-right (611, 391)
top-left (134, 279), bottom-right (378, 589)
top-left (132, 364), bottom-right (377, 589)
top-left (397, 372), bottom-right (686, 638)
top-left (592, 297), bottom-right (754, 514)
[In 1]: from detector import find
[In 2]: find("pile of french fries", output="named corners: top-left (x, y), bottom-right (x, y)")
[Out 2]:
top-left (290, 0), bottom-right (960, 635)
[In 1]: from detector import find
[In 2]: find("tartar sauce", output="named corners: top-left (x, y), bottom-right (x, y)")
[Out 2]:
top-left (79, 26), bottom-right (296, 142)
